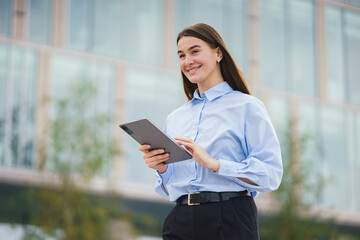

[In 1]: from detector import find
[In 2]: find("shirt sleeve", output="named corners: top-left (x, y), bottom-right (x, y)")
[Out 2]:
top-left (215, 107), bottom-right (283, 193)
top-left (154, 117), bottom-right (172, 197)
top-left (155, 164), bottom-right (172, 196)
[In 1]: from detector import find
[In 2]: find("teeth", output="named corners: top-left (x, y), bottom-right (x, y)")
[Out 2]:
top-left (188, 66), bottom-right (200, 73)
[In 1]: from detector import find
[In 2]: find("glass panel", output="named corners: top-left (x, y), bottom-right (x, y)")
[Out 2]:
top-left (10, 48), bottom-right (38, 167)
top-left (0, 44), bottom-right (38, 168)
top-left (67, 0), bottom-right (163, 65)
top-left (0, 44), bottom-right (8, 165)
top-left (124, 68), bottom-right (184, 183)
top-left (299, 102), bottom-right (323, 204)
top-left (259, 0), bottom-right (287, 90)
top-left (346, 111), bottom-right (358, 210)
top-left (50, 54), bottom-right (115, 177)
top-left (326, 8), bottom-right (360, 106)
top-left (267, 96), bottom-right (290, 160)
top-left (23, 49), bottom-right (38, 167)
top-left (320, 105), bottom-right (347, 209)
top-left (221, 0), bottom-right (248, 71)
top-left (27, 0), bottom-right (53, 44)
top-left (0, 0), bottom-right (12, 35)
top-left (174, 0), bottom-right (248, 73)
top-left (67, 0), bottom-right (94, 51)
top-left (259, 0), bottom-right (316, 96)
top-left (355, 113), bottom-right (360, 210)
top-left (288, 0), bottom-right (316, 96)
top-left (267, 96), bottom-right (289, 132)
top-left (332, 0), bottom-right (360, 8)
top-left (344, 11), bottom-right (360, 105)
top-left (325, 7), bottom-right (346, 103)
top-left (95, 0), bottom-right (163, 65)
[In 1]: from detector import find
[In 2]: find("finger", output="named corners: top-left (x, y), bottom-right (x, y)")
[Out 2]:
top-left (145, 154), bottom-right (169, 167)
top-left (148, 153), bottom-right (169, 163)
top-left (143, 149), bottom-right (165, 159)
top-left (149, 160), bottom-right (168, 169)
top-left (176, 141), bottom-right (194, 153)
top-left (176, 140), bottom-right (192, 147)
top-left (139, 145), bottom-right (151, 152)
top-left (174, 136), bottom-right (193, 142)
top-left (148, 157), bottom-right (169, 168)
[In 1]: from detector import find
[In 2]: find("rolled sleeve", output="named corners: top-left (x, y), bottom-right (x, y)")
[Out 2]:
top-left (215, 108), bottom-right (283, 193)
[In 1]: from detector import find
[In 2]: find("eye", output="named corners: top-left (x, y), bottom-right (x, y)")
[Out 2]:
top-left (178, 54), bottom-right (185, 59)
top-left (191, 50), bottom-right (199, 54)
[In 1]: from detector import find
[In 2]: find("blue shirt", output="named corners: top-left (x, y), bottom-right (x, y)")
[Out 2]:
top-left (155, 81), bottom-right (283, 202)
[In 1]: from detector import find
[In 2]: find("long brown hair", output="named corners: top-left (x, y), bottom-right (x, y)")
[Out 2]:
top-left (177, 23), bottom-right (251, 100)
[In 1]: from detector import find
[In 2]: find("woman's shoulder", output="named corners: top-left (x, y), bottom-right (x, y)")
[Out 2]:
top-left (226, 90), bottom-right (266, 110)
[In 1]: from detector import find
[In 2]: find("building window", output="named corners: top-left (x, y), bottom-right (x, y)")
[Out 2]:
top-left (332, 0), bottom-right (360, 8)
top-left (174, 0), bottom-right (248, 72)
top-left (0, 0), bottom-right (12, 36)
top-left (319, 105), bottom-right (348, 209)
top-left (354, 113), bottom-right (360, 210)
top-left (259, 0), bottom-right (316, 96)
top-left (344, 11), bottom-right (360, 105)
top-left (27, 0), bottom-right (53, 44)
top-left (326, 7), bottom-right (360, 106)
top-left (50, 54), bottom-right (115, 177)
top-left (326, 7), bottom-right (346, 103)
top-left (299, 101), bottom-right (360, 211)
top-left (66, 0), bottom-right (163, 66)
top-left (124, 68), bottom-right (184, 183)
top-left (0, 44), bottom-right (38, 167)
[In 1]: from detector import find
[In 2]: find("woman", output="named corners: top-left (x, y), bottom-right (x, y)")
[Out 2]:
top-left (139, 23), bottom-right (283, 240)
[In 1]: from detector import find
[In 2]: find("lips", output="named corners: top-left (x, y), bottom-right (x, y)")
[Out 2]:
top-left (186, 66), bottom-right (201, 75)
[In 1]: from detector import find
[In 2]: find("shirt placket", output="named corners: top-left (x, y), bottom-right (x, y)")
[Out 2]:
top-left (189, 97), bottom-right (207, 190)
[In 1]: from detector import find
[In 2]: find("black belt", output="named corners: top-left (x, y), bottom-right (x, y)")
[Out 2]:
top-left (176, 191), bottom-right (251, 206)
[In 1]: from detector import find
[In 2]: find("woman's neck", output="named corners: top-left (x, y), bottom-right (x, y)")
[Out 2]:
top-left (198, 78), bottom-right (224, 94)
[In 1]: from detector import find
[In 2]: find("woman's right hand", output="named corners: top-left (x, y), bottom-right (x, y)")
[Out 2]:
top-left (139, 145), bottom-right (169, 174)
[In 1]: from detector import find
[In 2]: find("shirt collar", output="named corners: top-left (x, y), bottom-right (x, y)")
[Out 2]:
top-left (192, 81), bottom-right (233, 101)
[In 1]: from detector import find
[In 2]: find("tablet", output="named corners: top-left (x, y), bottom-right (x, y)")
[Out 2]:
top-left (119, 118), bottom-right (192, 164)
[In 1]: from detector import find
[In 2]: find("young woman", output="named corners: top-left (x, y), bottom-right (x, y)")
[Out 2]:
top-left (139, 23), bottom-right (283, 240)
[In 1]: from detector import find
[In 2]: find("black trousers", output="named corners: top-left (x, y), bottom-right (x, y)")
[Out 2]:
top-left (162, 195), bottom-right (259, 240)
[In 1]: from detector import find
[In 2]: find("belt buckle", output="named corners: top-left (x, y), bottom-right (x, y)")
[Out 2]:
top-left (188, 192), bottom-right (200, 206)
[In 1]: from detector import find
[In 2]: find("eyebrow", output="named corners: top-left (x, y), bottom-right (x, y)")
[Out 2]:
top-left (177, 45), bottom-right (201, 54)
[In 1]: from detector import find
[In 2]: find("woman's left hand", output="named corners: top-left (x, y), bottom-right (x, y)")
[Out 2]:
top-left (175, 136), bottom-right (220, 171)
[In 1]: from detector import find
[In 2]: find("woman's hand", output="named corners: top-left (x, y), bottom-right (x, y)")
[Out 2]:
top-left (175, 137), bottom-right (220, 171)
top-left (139, 145), bottom-right (169, 174)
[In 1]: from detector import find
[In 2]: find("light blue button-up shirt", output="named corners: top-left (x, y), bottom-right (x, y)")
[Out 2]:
top-left (155, 81), bottom-right (283, 202)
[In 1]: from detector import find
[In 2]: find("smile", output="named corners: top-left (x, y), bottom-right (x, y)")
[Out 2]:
top-left (187, 66), bottom-right (201, 74)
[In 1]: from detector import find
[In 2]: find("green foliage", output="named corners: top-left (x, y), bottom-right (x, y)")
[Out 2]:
top-left (22, 186), bottom-right (126, 240)
top-left (22, 78), bottom-right (126, 240)
top-left (260, 121), bottom-right (338, 240)
top-left (39, 78), bottom-right (117, 180)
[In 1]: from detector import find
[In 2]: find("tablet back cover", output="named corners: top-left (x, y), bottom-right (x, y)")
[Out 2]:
top-left (120, 119), bottom-right (192, 164)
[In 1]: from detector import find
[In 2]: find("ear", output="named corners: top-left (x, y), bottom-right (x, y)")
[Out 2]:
top-left (216, 47), bottom-right (223, 62)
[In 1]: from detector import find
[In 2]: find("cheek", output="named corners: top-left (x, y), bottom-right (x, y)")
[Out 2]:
top-left (197, 55), bottom-right (211, 66)
top-left (179, 61), bottom-right (186, 72)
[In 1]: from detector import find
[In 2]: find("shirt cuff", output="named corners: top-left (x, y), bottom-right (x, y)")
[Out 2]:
top-left (156, 167), bottom-right (172, 184)
top-left (215, 159), bottom-right (265, 193)
top-left (216, 159), bottom-right (240, 177)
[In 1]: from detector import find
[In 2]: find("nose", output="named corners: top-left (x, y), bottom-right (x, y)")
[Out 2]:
top-left (184, 55), bottom-right (194, 65)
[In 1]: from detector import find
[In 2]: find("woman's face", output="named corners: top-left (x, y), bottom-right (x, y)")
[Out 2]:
top-left (177, 36), bottom-right (222, 89)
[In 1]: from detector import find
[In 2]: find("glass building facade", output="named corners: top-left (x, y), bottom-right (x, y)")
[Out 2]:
top-left (0, 0), bottom-right (359, 226)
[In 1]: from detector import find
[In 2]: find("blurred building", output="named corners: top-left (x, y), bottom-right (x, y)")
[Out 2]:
top-left (0, 0), bottom-right (360, 236)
